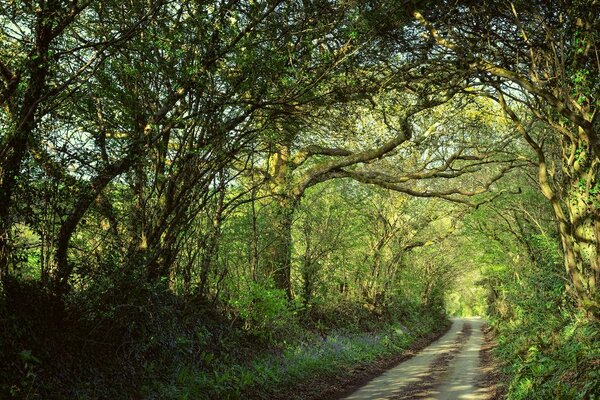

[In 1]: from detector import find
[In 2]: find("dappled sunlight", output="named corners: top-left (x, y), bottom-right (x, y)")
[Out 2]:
top-left (1, 0), bottom-right (597, 397)
top-left (345, 318), bottom-right (491, 400)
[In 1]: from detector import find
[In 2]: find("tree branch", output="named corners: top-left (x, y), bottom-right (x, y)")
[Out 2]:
top-left (336, 162), bottom-right (521, 206)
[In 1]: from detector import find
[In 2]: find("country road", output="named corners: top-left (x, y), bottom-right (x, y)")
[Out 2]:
top-left (344, 318), bottom-right (495, 400)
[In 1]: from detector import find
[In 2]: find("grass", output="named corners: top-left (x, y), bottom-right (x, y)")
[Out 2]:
top-left (1, 278), bottom-right (447, 399)
top-left (143, 309), bottom-right (446, 399)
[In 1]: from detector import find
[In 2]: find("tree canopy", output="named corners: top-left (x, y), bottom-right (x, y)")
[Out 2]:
top-left (0, 1), bottom-right (598, 398)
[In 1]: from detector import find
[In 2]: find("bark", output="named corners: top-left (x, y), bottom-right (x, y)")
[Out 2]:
top-left (257, 101), bottom-right (451, 299)
top-left (264, 197), bottom-right (295, 300)
top-left (498, 92), bottom-right (600, 316)
top-left (250, 186), bottom-right (260, 281)
top-left (413, 3), bottom-right (599, 316)
top-left (198, 176), bottom-right (226, 298)
top-left (262, 143), bottom-right (297, 299)
top-left (0, 1), bottom-right (55, 280)
top-left (53, 156), bottom-right (138, 296)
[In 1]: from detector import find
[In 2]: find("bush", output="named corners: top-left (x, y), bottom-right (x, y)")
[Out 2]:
top-left (227, 281), bottom-right (298, 343)
top-left (487, 244), bottom-right (600, 400)
top-left (1, 275), bottom-right (448, 400)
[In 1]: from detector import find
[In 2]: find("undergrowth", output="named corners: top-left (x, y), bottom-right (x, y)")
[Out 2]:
top-left (487, 246), bottom-right (600, 399)
top-left (0, 277), bottom-right (446, 399)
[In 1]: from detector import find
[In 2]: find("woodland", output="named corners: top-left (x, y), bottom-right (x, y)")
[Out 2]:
top-left (0, 0), bottom-right (599, 399)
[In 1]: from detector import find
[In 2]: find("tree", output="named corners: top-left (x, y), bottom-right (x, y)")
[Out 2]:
top-left (0, 0), bottom-right (165, 280)
top-left (2, 1), bottom-right (397, 300)
top-left (246, 91), bottom-right (521, 298)
top-left (409, 0), bottom-right (600, 316)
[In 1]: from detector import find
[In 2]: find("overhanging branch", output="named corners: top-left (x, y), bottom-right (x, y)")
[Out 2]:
top-left (334, 162), bottom-right (523, 206)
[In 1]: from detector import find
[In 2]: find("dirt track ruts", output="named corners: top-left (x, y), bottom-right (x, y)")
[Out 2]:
top-left (344, 318), bottom-right (497, 400)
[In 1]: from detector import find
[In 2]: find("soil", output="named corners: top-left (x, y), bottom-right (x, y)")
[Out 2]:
top-left (474, 324), bottom-right (507, 399)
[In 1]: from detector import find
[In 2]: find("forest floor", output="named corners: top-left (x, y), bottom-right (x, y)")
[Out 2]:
top-left (341, 318), bottom-right (504, 400)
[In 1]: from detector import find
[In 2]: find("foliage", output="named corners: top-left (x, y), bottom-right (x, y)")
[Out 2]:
top-left (143, 297), bottom-right (446, 400)
top-left (488, 256), bottom-right (600, 399)
top-left (0, 273), bottom-right (446, 399)
top-left (227, 281), bottom-right (296, 343)
top-left (469, 181), bottom-right (600, 399)
top-left (1, 0), bottom-right (599, 398)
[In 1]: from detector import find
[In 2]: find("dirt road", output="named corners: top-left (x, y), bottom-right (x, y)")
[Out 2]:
top-left (344, 318), bottom-right (496, 400)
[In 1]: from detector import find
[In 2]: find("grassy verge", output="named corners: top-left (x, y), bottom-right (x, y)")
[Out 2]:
top-left (147, 312), bottom-right (448, 400)
top-left (486, 256), bottom-right (600, 399)
top-left (1, 280), bottom-right (448, 399)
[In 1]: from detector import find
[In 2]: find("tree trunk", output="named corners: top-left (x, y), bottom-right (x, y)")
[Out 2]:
top-left (0, 192), bottom-right (15, 282)
top-left (250, 186), bottom-right (260, 281)
top-left (561, 150), bottom-right (600, 315)
top-left (53, 157), bottom-right (137, 297)
top-left (0, 1), bottom-right (58, 283)
top-left (198, 177), bottom-right (226, 298)
top-left (499, 94), bottom-right (600, 317)
top-left (260, 143), bottom-right (298, 299)
top-left (542, 150), bottom-right (599, 317)
top-left (264, 196), bottom-right (295, 300)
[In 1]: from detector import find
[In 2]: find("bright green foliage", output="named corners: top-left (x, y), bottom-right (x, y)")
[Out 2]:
top-left (489, 259), bottom-right (600, 399)
top-left (469, 184), bottom-right (600, 399)
top-left (227, 281), bottom-right (295, 342)
top-left (143, 299), bottom-right (446, 400)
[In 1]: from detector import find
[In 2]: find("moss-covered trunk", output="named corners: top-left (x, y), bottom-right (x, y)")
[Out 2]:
top-left (263, 143), bottom-right (297, 299)
top-left (537, 138), bottom-right (599, 317)
top-left (264, 198), bottom-right (295, 299)
top-left (559, 141), bottom-right (600, 316)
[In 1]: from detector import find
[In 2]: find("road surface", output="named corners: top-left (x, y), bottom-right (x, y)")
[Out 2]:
top-left (344, 317), bottom-right (494, 400)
